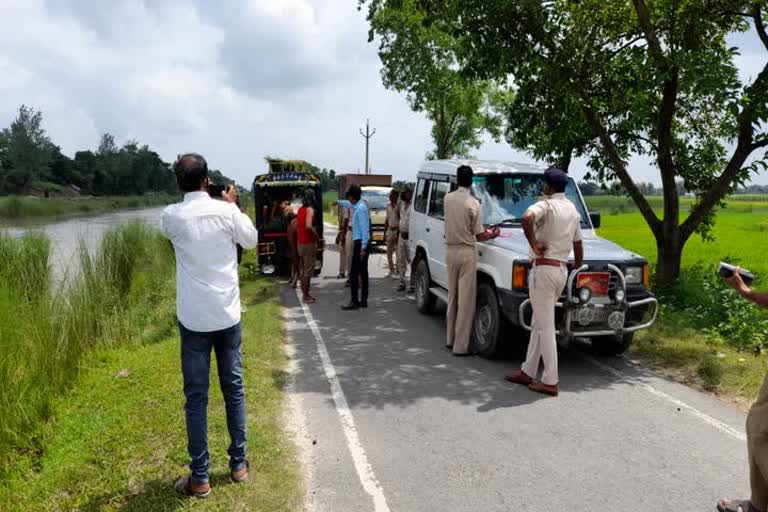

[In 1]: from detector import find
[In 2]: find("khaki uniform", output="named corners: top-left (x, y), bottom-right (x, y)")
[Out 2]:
top-left (520, 193), bottom-right (582, 385)
top-left (397, 201), bottom-right (411, 287)
top-left (444, 187), bottom-right (485, 354)
top-left (339, 207), bottom-right (351, 275)
top-left (385, 203), bottom-right (399, 274)
top-left (748, 375), bottom-right (768, 509)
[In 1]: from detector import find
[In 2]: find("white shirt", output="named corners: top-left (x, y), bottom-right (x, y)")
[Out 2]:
top-left (160, 191), bottom-right (258, 332)
top-left (525, 193), bottom-right (582, 262)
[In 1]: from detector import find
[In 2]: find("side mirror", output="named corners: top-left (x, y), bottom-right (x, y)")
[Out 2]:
top-left (589, 211), bottom-right (601, 229)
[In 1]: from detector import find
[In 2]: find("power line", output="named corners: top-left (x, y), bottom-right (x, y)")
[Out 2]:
top-left (359, 119), bottom-right (376, 175)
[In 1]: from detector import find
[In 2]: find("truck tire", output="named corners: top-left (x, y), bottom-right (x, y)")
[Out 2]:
top-left (414, 259), bottom-right (436, 314)
top-left (472, 282), bottom-right (501, 358)
top-left (592, 333), bottom-right (634, 356)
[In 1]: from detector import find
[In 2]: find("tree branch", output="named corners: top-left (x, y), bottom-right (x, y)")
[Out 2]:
top-left (582, 105), bottom-right (662, 237)
top-left (681, 57), bottom-right (768, 240)
top-left (753, 4), bottom-right (768, 51)
top-left (631, 0), bottom-right (666, 63)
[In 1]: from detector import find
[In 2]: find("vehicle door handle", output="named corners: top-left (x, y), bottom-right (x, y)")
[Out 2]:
top-left (426, 227), bottom-right (431, 233)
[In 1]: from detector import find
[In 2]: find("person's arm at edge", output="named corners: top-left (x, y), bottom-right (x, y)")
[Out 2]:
top-left (725, 272), bottom-right (768, 308)
top-left (337, 199), bottom-right (353, 209)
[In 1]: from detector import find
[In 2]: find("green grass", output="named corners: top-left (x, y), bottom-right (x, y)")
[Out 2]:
top-left (0, 194), bottom-right (178, 222)
top-left (1, 228), bottom-right (300, 511)
top-left (585, 194), bottom-right (768, 215)
top-left (595, 210), bottom-right (768, 276)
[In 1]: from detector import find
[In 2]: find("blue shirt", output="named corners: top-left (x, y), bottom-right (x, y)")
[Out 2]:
top-left (338, 199), bottom-right (370, 248)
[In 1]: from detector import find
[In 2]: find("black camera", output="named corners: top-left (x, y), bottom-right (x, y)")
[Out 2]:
top-left (718, 262), bottom-right (755, 286)
top-left (207, 184), bottom-right (226, 200)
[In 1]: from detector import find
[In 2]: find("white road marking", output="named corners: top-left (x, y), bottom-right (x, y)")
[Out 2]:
top-left (295, 289), bottom-right (392, 512)
top-left (586, 357), bottom-right (747, 442)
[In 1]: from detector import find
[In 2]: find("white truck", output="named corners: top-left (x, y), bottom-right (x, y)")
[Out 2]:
top-left (408, 160), bottom-right (658, 358)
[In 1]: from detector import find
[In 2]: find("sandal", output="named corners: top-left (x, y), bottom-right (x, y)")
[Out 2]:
top-left (174, 476), bottom-right (211, 499)
top-left (717, 499), bottom-right (754, 512)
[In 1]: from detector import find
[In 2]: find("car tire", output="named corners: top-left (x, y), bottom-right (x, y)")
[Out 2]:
top-left (592, 333), bottom-right (634, 356)
top-left (472, 282), bottom-right (501, 358)
top-left (414, 258), bottom-right (435, 315)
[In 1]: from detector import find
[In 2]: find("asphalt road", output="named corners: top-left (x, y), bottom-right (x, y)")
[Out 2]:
top-left (283, 224), bottom-right (750, 512)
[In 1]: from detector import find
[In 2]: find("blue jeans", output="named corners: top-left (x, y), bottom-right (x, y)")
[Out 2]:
top-left (179, 321), bottom-right (247, 484)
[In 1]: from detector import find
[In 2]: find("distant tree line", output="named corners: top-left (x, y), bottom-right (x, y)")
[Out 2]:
top-left (0, 105), bottom-right (236, 197)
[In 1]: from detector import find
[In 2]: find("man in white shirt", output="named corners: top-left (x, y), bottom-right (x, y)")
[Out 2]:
top-left (160, 153), bottom-right (258, 498)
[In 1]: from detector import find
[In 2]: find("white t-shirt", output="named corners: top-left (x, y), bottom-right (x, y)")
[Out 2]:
top-left (161, 191), bottom-right (258, 332)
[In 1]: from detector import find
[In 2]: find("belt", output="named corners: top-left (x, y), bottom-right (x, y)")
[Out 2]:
top-left (534, 258), bottom-right (566, 267)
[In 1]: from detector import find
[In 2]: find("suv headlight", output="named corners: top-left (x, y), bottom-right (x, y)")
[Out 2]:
top-left (625, 267), bottom-right (643, 284)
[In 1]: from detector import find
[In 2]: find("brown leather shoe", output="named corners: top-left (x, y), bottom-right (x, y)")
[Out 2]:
top-left (505, 369), bottom-right (533, 386)
top-left (231, 462), bottom-right (249, 483)
top-left (174, 476), bottom-right (211, 498)
top-left (529, 381), bottom-right (559, 396)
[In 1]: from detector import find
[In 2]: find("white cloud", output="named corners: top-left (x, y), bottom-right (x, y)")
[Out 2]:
top-left (0, 0), bottom-right (766, 188)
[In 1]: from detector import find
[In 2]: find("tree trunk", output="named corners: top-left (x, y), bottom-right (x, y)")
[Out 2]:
top-left (654, 222), bottom-right (682, 290)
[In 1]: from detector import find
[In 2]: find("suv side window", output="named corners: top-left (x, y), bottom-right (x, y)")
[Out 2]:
top-left (414, 178), bottom-right (430, 213)
top-left (428, 181), bottom-right (449, 220)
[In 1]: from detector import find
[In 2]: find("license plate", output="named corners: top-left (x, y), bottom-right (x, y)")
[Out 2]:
top-left (577, 272), bottom-right (610, 297)
top-left (258, 242), bottom-right (275, 256)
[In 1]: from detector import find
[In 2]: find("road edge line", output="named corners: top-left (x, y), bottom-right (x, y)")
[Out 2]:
top-left (586, 356), bottom-right (746, 442)
top-left (295, 289), bottom-right (392, 512)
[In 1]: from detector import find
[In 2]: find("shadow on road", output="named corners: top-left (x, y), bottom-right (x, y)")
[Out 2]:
top-left (283, 277), bottom-right (627, 414)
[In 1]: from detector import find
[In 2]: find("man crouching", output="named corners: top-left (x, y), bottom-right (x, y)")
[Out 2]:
top-left (161, 153), bottom-right (258, 498)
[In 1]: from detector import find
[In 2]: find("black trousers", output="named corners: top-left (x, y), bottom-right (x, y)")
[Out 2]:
top-left (350, 240), bottom-right (369, 306)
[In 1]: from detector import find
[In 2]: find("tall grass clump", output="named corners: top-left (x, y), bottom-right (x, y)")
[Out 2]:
top-left (0, 222), bottom-right (176, 479)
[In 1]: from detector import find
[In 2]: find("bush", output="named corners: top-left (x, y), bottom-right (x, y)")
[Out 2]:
top-left (661, 261), bottom-right (768, 354)
top-left (697, 354), bottom-right (724, 390)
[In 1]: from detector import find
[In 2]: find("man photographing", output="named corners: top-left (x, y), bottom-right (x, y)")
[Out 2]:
top-left (160, 153), bottom-right (258, 498)
top-left (718, 271), bottom-right (768, 512)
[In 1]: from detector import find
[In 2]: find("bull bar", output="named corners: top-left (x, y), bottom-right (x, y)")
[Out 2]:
top-left (518, 264), bottom-right (659, 337)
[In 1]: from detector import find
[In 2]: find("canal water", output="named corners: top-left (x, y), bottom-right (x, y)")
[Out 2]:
top-left (2, 207), bottom-right (166, 278)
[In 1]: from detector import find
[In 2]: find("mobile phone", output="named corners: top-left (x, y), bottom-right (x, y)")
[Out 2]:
top-left (207, 184), bottom-right (226, 200)
top-left (718, 262), bottom-right (755, 286)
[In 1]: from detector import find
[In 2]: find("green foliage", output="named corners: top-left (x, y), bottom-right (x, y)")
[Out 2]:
top-left (0, 194), bottom-right (177, 221)
top-left (361, 0), bottom-right (768, 285)
top-left (696, 354), bottom-right (724, 390)
top-left (0, 105), bottom-right (55, 194)
top-left (365, 0), bottom-right (506, 159)
top-left (0, 223), bottom-right (176, 479)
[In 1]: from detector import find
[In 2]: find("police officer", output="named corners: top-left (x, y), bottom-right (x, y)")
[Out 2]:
top-left (444, 165), bottom-right (500, 356)
top-left (506, 168), bottom-right (583, 396)
top-left (384, 189), bottom-right (400, 278)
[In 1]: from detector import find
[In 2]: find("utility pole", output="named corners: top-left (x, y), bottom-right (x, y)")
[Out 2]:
top-left (359, 119), bottom-right (376, 175)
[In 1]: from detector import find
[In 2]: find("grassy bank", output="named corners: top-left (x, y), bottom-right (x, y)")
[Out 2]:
top-left (323, 191), bottom-right (338, 226)
top-left (593, 207), bottom-right (768, 403)
top-left (0, 223), bottom-right (177, 480)
top-left (1, 227), bottom-right (300, 511)
top-left (0, 194), bottom-right (178, 222)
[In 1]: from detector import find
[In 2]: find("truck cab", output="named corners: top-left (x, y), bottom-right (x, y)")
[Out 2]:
top-left (409, 160), bottom-right (658, 358)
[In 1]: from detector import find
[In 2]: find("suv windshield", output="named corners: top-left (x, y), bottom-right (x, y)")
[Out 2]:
top-left (472, 174), bottom-right (590, 228)
top-left (362, 190), bottom-right (389, 210)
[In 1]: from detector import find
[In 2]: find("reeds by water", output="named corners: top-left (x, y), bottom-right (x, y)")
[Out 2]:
top-left (0, 222), bottom-right (176, 477)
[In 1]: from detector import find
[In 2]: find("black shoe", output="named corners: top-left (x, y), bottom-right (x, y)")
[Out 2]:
top-left (397, 284), bottom-right (406, 292)
top-left (341, 302), bottom-right (359, 311)
top-left (337, 273), bottom-right (346, 279)
top-left (360, 302), bottom-right (368, 308)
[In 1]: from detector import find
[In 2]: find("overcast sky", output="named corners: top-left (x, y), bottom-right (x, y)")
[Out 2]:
top-left (2, 0), bottom-right (767, 186)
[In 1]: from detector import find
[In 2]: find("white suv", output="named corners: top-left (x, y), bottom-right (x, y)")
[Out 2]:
top-left (408, 160), bottom-right (658, 358)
